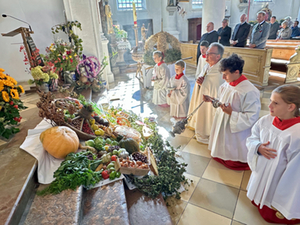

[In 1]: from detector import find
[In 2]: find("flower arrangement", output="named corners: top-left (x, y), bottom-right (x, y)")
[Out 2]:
top-left (28, 66), bottom-right (58, 86)
top-left (43, 40), bottom-right (80, 73)
top-left (0, 68), bottom-right (27, 139)
top-left (113, 25), bottom-right (128, 41)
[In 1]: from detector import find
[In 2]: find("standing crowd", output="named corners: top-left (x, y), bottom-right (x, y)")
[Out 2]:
top-left (150, 12), bottom-right (300, 223)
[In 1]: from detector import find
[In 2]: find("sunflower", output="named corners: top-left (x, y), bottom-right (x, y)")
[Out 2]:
top-left (2, 91), bottom-right (10, 102)
top-left (8, 77), bottom-right (17, 85)
top-left (0, 84), bottom-right (4, 92)
top-left (2, 80), bottom-right (14, 87)
top-left (0, 68), bottom-right (4, 72)
top-left (18, 85), bottom-right (25, 93)
top-left (0, 72), bottom-right (6, 79)
top-left (10, 89), bottom-right (19, 100)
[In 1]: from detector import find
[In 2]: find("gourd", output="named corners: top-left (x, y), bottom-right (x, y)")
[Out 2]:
top-left (118, 138), bottom-right (139, 154)
top-left (40, 126), bottom-right (79, 159)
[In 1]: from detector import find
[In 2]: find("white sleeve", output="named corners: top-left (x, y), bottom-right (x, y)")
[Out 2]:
top-left (169, 80), bottom-right (189, 105)
top-left (246, 120), bottom-right (262, 171)
top-left (230, 91), bottom-right (261, 133)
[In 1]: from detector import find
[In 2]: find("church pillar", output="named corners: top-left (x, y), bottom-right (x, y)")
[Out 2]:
top-left (202, 0), bottom-right (226, 38)
top-left (161, 1), bottom-right (180, 39)
top-left (63, 0), bottom-right (114, 85)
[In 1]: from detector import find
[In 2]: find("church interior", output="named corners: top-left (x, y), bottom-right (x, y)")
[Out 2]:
top-left (1, 0), bottom-right (300, 225)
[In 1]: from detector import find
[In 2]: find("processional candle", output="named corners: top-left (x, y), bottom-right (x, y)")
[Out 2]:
top-left (132, 2), bottom-right (137, 26)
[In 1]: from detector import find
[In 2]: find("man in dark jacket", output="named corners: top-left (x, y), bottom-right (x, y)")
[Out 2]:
top-left (268, 16), bottom-right (280, 39)
top-left (231, 14), bottom-right (251, 47)
top-left (218, 18), bottom-right (231, 46)
top-left (197, 22), bottom-right (218, 64)
top-left (291, 20), bottom-right (300, 38)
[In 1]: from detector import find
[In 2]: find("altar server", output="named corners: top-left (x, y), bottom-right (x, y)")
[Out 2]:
top-left (195, 40), bottom-right (209, 79)
top-left (152, 51), bottom-right (170, 107)
top-left (207, 54), bottom-right (260, 170)
top-left (167, 60), bottom-right (190, 119)
top-left (188, 43), bottom-right (224, 143)
top-left (247, 84), bottom-right (300, 224)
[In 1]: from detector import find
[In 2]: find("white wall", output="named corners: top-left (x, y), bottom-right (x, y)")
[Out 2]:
top-left (0, 0), bottom-right (66, 82)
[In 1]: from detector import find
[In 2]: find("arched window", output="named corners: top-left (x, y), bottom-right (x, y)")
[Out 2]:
top-left (117, 0), bottom-right (146, 11)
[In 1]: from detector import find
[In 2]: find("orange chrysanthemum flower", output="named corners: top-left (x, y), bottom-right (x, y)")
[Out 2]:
top-left (2, 91), bottom-right (10, 102)
top-left (10, 89), bottom-right (19, 100)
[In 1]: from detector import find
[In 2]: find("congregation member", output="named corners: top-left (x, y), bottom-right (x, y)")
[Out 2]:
top-left (249, 11), bottom-right (271, 49)
top-left (206, 54), bottom-right (261, 170)
top-left (268, 16), bottom-right (280, 39)
top-left (285, 16), bottom-right (294, 28)
top-left (196, 22), bottom-right (218, 64)
top-left (189, 43), bottom-right (224, 143)
top-left (247, 84), bottom-right (300, 224)
top-left (291, 20), bottom-right (300, 38)
top-left (152, 51), bottom-right (170, 107)
top-left (217, 18), bottom-right (231, 46)
top-left (195, 40), bottom-right (209, 79)
top-left (167, 60), bottom-right (190, 119)
top-left (277, 21), bottom-right (292, 40)
top-left (231, 14), bottom-right (251, 47)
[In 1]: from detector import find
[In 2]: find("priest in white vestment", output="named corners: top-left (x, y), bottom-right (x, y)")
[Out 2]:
top-left (246, 84), bottom-right (300, 224)
top-left (207, 53), bottom-right (261, 170)
top-left (188, 42), bottom-right (225, 143)
top-left (167, 60), bottom-right (190, 118)
top-left (152, 51), bottom-right (170, 106)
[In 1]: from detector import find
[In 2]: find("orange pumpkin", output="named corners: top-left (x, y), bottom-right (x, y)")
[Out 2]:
top-left (40, 126), bottom-right (79, 159)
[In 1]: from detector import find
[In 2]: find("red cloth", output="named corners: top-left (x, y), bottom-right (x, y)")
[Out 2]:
top-left (202, 54), bottom-right (206, 58)
top-left (157, 61), bottom-right (165, 66)
top-left (158, 103), bottom-right (169, 107)
top-left (229, 74), bottom-right (247, 87)
top-left (175, 73), bottom-right (184, 80)
top-left (212, 157), bottom-right (250, 170)
top-left (251, 201), bottom-right (300, 224)
top-left (273, 116), bottom-right (300, 131)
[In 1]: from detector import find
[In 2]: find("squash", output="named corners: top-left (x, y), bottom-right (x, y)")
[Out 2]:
top-left (118, 138), bottom-right (139, 155)
top-left (40, 126), bottom-right (79, 159)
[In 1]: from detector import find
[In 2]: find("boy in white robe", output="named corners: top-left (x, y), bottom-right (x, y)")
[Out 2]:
top-left (247, 84), bottom-right (300, 224)
top-left (187, 40), bottom-right (209, 130)
top-left (189, 42), bottom-right (225, 144)
top-left (152, 51), bottom-right (170, 107)
top-left (206, 53), bottom-right (261, 170)
top-left (167, 60), bottom-right (190, 119)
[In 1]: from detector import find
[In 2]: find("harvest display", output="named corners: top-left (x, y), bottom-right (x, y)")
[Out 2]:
top-left (37, 92), bottom-right (188, 199)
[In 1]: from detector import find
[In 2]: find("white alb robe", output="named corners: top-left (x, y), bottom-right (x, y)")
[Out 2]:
top-left (208, 80), bottom-right (261, 161)
top-left (246, 115), bottom-right (300, 220)
top-left (167, 75), bottom-right (190, 117)
top-left (188, 61), bottom-right (224, 143)
top-left (152, 63), bottom-right (170, 105)
top-left (195, 55), bottom-right (207, 79)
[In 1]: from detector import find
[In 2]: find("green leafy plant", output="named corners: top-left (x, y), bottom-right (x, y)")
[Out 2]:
top-left (113, 25), bottom-right (128, 40)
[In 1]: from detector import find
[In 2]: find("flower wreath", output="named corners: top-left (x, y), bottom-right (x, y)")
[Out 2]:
top-left (76, 55), bottom-right (101, 79)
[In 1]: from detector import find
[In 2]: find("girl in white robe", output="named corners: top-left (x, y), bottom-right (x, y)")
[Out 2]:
top-left (246, 84), bottom-right (300, 224)
top-left (152, 51), bottom-right (170, 106)
top-left (167, 60), bottom-right (190, 118)
top-left (187, 41), bottom-right (209, 130)
top-left (207, 54), bottom-right (261, 170)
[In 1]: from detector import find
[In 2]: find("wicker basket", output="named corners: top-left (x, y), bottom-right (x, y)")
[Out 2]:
top-left (63, 119), bottom-right (96, 141)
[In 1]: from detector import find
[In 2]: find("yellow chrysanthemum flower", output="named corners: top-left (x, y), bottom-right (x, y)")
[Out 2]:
top-left (18, 85), bottom-right (25, 93)
top-left (10, 89), bottom-right (19, 100)
top-left (2, 91), bottom-right (10, 102)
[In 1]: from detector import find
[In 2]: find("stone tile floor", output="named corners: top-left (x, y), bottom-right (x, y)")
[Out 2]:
top-left (3, 66), bottom-right (298, 225)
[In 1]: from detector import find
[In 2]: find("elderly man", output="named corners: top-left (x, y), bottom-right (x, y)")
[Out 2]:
top-left (231, 14), bottom-right (251, 47)
top-left (188, 42), bottom-right (225, 144)
top-left (268, 16), bottom-right (280, 39)
top-left (197, 22), bottom-right (219, 64)
top-left (218, 18), bottom-right (232, 46)
top-left (249, 11), bottom-right (270, 49)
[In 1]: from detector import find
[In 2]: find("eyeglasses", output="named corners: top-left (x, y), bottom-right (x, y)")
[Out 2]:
top-left (206, 52), bottom-right (219, 56)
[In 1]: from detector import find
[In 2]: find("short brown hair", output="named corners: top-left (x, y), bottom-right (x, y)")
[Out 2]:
top-left (273, 84), bottom-right (300, 116)
top-left (153, 50), bottom-right (164, 59)
top-left (175, 60), bottom-right (185, 68)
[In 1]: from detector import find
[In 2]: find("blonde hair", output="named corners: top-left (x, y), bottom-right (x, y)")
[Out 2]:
top-left (273, 84), bottom-right (300, 116)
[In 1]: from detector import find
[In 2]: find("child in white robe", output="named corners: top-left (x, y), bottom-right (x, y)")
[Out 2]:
top-left (152, 51), bottom-right (170, 107)
top-left (246, 84), bottom-right (300, 224)
top-left (187, 40), bottom-right (209, 130)
top-left (206, 53), bottom-right (261, 170)
top-left (167, 60), bottom-right (190, 119)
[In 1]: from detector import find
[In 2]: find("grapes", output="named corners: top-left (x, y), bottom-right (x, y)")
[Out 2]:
top-left (108, 146), bottom-right (120, 153)
top-left (132, 152), bottom-right (148, 163)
